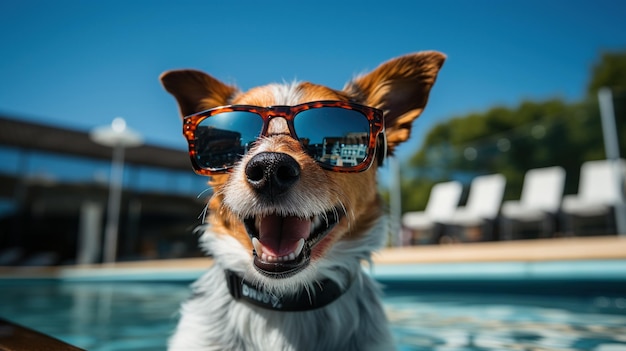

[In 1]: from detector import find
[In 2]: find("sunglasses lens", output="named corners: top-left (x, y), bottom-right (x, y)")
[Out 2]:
top-left (194, 111), bottom-right (262, 170)
top-left (294, 107), bottom-right (370, 168)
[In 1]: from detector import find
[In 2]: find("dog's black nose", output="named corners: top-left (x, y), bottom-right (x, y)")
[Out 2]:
top-left (245, 152), bottom-right (301, 197)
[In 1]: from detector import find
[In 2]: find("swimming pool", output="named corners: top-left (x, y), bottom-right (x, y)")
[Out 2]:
top-left (1, 275), bottom-right (625, 351)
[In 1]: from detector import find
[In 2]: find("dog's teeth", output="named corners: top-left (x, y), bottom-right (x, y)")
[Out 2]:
top-left (311, 216), bottom-right (321, 234)
top-left (294, 238), bottom-right (305, 258)
top-left (253, 237), bottom-right (305, 263)
top-left (252, 237), bottom-right (263, 256)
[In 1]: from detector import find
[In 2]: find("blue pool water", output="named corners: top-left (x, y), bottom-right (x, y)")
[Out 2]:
top-left (385, 291), bottom-right (626, 351)
top-left (1, 280), bottom-right (625, 351)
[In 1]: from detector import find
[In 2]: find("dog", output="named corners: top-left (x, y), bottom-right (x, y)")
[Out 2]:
top-left (160, 51), bottom-right (444, 350)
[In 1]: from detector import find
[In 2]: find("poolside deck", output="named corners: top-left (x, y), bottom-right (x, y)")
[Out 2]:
top-left (373, 235), bottom-right (626, 264)
top-left (1, 236), bottom-right (625, 282)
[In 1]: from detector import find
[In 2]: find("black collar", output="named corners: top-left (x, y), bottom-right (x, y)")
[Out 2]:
top-left (225, 270), bottom-right (347, 312)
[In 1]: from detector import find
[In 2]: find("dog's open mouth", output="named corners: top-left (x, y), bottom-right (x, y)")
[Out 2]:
top-left (243, 207), bottom-right (342, 278)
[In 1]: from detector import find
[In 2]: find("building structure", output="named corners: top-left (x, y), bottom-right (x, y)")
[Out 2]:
top-left (0, 115), bottom-right (208, 265)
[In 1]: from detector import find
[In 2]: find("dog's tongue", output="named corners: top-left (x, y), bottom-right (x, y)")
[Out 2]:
top-left (259, 215), bottom-right (311, 257)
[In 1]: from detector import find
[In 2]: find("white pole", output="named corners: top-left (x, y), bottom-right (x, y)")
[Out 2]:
top-left (388, 157), bottom-right (403, 246)
top-left (598, 87), bottom-right (626, 235)
top-left (90, 117), bottom-right (142, 263)
top-left (103, 144), bottom-right (125, 263)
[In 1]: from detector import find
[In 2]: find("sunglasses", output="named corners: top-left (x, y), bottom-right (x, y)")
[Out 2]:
top-left (182, 100), bottom-right (386, 176)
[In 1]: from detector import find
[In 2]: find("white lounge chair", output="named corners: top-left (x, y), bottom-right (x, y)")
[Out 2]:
top-left (500, 166), bottom-right (566, 240)
top-left (402, 181), bottom-right (462, 244)
top-left (442, 173), bottom-right (506, 242)
top-left (561, 159), bottom-right (626, 235)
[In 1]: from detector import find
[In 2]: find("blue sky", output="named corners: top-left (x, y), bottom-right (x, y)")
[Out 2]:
top-left (1, 0), bottom-right (625, 162)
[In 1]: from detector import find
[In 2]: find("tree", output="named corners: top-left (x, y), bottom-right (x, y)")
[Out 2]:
top-left (588, 51), bottom-right (626, 96)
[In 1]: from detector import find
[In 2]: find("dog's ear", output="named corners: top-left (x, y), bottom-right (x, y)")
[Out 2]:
top-left (160, 70), bottom-right (239, 117)
top-left (345, 51), bottom-right (445, 154)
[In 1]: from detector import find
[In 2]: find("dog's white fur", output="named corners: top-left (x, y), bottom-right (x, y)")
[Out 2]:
top-left (161, 51), bottom-right (445, 351)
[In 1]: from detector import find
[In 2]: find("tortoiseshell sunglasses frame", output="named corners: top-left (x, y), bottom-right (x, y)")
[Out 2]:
top-left (182, 100), bottom-right (385, 176)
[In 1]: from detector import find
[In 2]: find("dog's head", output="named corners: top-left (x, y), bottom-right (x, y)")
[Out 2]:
top-left (161, 51), bottom-right (444, 289)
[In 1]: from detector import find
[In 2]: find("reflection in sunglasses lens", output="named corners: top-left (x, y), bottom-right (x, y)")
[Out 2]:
top-left (195, 111), bottom-right (262, 169)
top-left (294, 108), bottom-right (370, 167)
